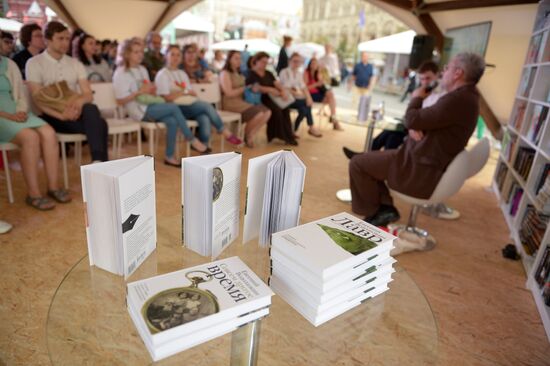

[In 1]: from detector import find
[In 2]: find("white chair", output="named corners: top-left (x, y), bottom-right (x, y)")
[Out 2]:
top-left (90, 83), bottom-right (142, 159)
top-left (0, 142), bottom-right (19, 203)
top-left (193, 82), bottom-right (243, 150)
top-left (389, 138), bottom-right (491, 252)
top-left (57, 133), bottom-right (86, 189)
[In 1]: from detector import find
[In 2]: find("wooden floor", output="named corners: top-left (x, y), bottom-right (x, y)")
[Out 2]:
top-left (1, 122), bottom-right (549, 366)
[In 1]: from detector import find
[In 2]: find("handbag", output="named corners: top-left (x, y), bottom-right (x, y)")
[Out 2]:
top-left (33, 81), bottom-right (79, 113)
top-left (269, 90), bottom-right (295, 109)
top-left (244, 86), bottom-right (261, 105)
top-left (173, 94), bottom-right (197, 106)
top-left (136, 94), bottom-right (165, 105)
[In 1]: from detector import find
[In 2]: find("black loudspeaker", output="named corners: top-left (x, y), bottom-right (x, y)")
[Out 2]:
top-left (409, 35), bottom-right (435, 69)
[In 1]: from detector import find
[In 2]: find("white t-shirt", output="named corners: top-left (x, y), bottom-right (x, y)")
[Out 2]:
top-left (320, 53), bottom-right (340, 78)
top-left (279, 67), bottom-right (306, 90)
top-left (26, 51), bottom-right (87, 92)
top-left (155, 67), bottom-right (192, 96)
top-left (423, 89), bottom-right (446, 108)
top-left (113, 65), bottom-right (149, 121)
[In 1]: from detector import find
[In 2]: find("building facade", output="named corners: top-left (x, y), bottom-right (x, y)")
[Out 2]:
top-left (301, 0), bottom-right (407, 58)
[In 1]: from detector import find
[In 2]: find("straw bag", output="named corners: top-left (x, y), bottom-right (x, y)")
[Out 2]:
top-left (33, 81), bottom-right (78, 113)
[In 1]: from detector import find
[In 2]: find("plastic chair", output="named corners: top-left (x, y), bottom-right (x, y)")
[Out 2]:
top-left (389, 137), bottom-right (491, 250)
top-left (0, 142), bottom-right (19, 203)
top-left (90, 83), bottom-right (142, 159)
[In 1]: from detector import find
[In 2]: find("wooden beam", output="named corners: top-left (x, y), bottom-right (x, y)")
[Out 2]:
top-left (377, 0), bottom-right (413, 11)
top-left (479, 93), bottom-right (503, 140)
top-left (417, 13), bottom-right (444, 52)
top-left (49, 0), bottom-right (80, 30)
top-left (418, 0), bottom-right (538, 14)
top-left (152, 0), bottom-right (177, 31)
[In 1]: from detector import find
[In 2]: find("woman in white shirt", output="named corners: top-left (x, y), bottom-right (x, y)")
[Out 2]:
top-left (113, 38), bottom-right (209, 165)
top-left (155, 45), bottom-right (242, 147)
top-left (279, 53), bottom-right (322, 138)
top-left (73, 33), bottom-right (112, 83)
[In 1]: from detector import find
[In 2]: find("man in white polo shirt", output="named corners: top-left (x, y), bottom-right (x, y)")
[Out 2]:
top-left (26, 21), bottom-right (108, 162)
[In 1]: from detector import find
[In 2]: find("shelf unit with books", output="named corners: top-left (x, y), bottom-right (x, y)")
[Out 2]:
top-left (492, 0), bottom-right (550, 342)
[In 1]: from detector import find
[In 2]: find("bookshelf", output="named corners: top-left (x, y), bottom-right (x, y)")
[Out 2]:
top-left (492, 0), bottom-right (550, 342)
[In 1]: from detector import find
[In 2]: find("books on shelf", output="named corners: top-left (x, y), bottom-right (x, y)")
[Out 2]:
top-left (535, 164), bottom-right (550, 195)
top-left (502, 131), bottom-right (517, 162)
top-left (513, 147), bottom-right (536, 181)
top-left (519, 205), bottom-right (550, 256)
top-left (528, 105), bottom-right (549, 145)
top-left (511, 101), bottom-right (527, 132)
top-left (518, 68), bottom-right (536, 98)
top-left (527, 34), bottom-right (544, 64)
top-left (182, 152), bottom-right (241, 258)
top-left (504, 182), bottom-right (523, 217)
top-left (269, 212), bottom-right (396, 327)
top-left (81, 156), bottom-right (156, 278)
top-left (127, 256), bottom-right (273, 361)
top-left (495, 163), bottom-right (509, 192)
top-left (243, 150), bottom-right (306, 247)
top-left (534, 246), bottom-right (550, 287)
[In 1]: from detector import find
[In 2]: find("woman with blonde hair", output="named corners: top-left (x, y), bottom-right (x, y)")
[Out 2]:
top-left (113, 38), bottom-right (209, 165)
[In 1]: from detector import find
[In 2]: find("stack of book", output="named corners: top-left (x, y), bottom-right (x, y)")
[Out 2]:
top-left (495, 163), bottom-right (508, 192)
top-left (528, 105), bottom-right (549, 144)
top-left (513, 147), bottom-right (535, 181)
top-left (268, 213), bottom-right (396, 327)
top-left (127, 256), bottom-right (273, 361)
top-left (535, 168), bottom-right (550, 211)
top-left (519, 205), bottom-right (550, 256)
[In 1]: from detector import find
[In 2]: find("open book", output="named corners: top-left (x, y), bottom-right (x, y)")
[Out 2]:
top-left (81, 156), bottom-right (156, 278)
top-left (243, 150), bottom-right (306, 247)
top-left (182, 152), bottom-right (241, 258)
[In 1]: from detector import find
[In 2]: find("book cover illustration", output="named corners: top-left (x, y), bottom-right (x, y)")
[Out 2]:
top-left (122, 214), bottom-right (140, 233)
top-left (317, 224), bottom-right (377, 255)
top-left (213, 167), bottom-right (223, 202)
top-left (143, 271), bottom-right (219, 334)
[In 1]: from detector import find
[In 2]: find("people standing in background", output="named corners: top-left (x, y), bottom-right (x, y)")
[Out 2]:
top-left (211, 50), bottom-right (225, 73)
top-left (181, 44), bottom-right (212, 83)
top-left (240, 44), bottom-right (250, 75)
top-left (320, 44), bottom-right (341, 87)
top-left (349, 51), bottom-right (377, 116)
top-left (143, 31), bottom-right (164, 80)
top-left (1, 32), bottom-right (15, 57)
top-left (276, 35), bottom-right (292, 75)
top-left (401, 69), bottom-right (417, 102)
top-left (73, 33), bottom-right (112, 82)
top-left (198, 47), bottom-right (209, 70)
top-left (12, 23), bottom-right (45, 79)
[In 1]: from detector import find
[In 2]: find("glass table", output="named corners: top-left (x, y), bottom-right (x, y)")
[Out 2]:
top-left (47, 228), bottom-right (438, 365)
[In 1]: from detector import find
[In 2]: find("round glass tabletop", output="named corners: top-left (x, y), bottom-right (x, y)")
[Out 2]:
top-left (47, 224), bottom-right (438, 365)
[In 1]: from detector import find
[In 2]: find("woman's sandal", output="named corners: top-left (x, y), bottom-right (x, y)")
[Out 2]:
top-left (47, 189), bottom-right (72, 204)
top-left (26, 196), bottom-right (56, 211)
top-left (244, 135), bottom-right (255, 148)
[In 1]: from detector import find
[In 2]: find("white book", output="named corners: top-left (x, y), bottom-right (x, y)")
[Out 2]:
top-left (270, 274), bottom-right (390, 327)
top-left (182, 152), bottom-right (241, 258)
top-left (271, 212), bottom-right (395, 280)
top-left (270, 245), bottom-right (392, 292)
top-left (128, 303), bottom-right (269, 362)
top-left (81, 155), bottom-right (156, 278)
top-left (243, 150), bottom-right (306, 246)
top-left (126, 256), bottom-right (273, 347)
top-left (271, 257), bottom-right (395, 304)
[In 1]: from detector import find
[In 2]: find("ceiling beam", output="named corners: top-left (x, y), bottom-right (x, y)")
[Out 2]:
top-left (49, 0), bottom-right (80, 30)
top-left (417, 13), bottom-right (444, 51)
top-left (378, 0), bottom-right (413, 11)
top-left (418, 0), bottom-right (538, 14)
top-left (152, 0), bottom-right (177, 31)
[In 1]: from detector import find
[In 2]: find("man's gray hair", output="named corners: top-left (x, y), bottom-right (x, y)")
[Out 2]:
top-left (454, 52), bottom-right (485, 85)
top-left (145, 31), bottom-right (161, 45)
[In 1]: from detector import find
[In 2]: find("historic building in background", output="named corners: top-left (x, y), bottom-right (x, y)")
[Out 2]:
top-left (301, 0), bottom-right (407, 58)
top-left (3, 0), bottom-right (57, 27)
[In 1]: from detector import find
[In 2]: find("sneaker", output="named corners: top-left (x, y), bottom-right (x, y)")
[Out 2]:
top-left (226, 135), bottom-right (243, 145)
top-left (0, 220), bottom-right (12, 234)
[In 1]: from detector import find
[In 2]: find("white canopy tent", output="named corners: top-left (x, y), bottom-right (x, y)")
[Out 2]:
top-left (172, 11), bottom-right (214, 33)
top-left (290, 42), bottom-right (325, 59)
top-left (211, 38), bottom-right (280, 55)
top-left (0, 18), bottom-right (23, 32)
top-left (358, 30), bottom-right (416, 54)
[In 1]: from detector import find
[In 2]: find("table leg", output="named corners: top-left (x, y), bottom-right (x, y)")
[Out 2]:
top-left (230, 320), bottom-right (261, 366)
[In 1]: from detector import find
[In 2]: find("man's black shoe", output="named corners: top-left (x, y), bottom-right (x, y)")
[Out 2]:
top-left (364, 205), bottom-right (400, 227)
top-left (343, 146), bottom-right (360, 160)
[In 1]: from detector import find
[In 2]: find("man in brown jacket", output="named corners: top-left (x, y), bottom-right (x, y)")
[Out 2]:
top-left (349, 53), bottom-right (486, 226)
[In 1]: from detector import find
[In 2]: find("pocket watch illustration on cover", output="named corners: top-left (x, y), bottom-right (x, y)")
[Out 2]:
top-left (142, 271), bottom-right (220, 333)
top-left (212, 167), bottom-right (223, 202)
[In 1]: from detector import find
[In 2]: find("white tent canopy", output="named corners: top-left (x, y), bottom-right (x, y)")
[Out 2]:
top-left (0, 18), bottom-right (23, 32)
top-left (290, 42), bottom-right (325, 59)
top-left (211, 38), bottom-right (280, 55)
top-left (358, 30), bottom-right (416, 54)
top-left (172, 11), bottom-right (214, 33)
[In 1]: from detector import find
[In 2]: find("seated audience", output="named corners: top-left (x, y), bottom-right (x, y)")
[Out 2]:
top-left (0, 52), bottom-right (71, 209)
top-left (26, 21), bottom-right (109, 163)
top-left (198, 47), bottom-right (209, 70)
top-left (181, 44), bottom-right (212, 83)
top-left (305, 58), bottom-right (342, 130)
top-left (220, 50), bottom-right (271, 147)
top-left (279, 53), bottom-right (322, 138)
top-left (1, 31), bottom-right (15, 57)
top-left (73, 33), bottom-right (112, 82)
top-left (155, 45), bottom-right (242, 149)
top-left (113, 38), bottom-right (208, 165)
top-left (246, 52), bottom-right (297, 146)
top-left (12, 23), bottom-right (44, 79)
top-left (348, 53), bottom-right (486, 226)
top-left (143, 31), bottom-right (164, 80)
top-left (211, 50), bottom-right (225, 73)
